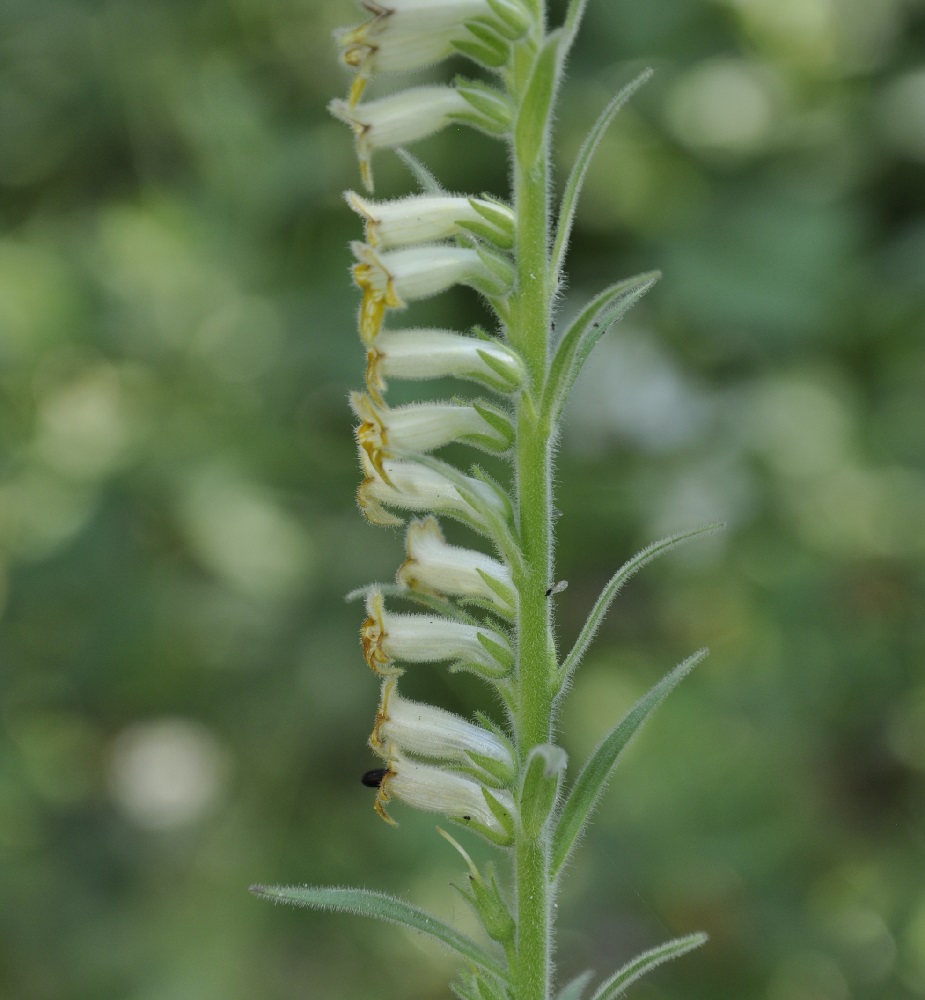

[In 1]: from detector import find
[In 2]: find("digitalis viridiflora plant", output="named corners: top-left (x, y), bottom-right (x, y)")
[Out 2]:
top-left (251, 2), bottom-right (721, 998)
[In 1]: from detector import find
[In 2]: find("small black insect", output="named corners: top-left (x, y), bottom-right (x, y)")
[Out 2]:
top-left (545, 580), bottom-right (568, 597)
top-left (361, 768), bottom-right (389, 788)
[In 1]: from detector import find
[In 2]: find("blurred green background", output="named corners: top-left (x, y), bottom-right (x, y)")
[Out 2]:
top-left (2, 0), bottom-right (924, 998)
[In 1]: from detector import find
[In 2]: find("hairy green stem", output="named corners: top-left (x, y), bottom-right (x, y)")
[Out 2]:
top-left (511, 22), bottom-right (557, 999)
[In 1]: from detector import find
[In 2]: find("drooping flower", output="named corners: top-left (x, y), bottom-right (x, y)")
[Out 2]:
top-left (361, 588), bottom-right (513, 677)
top-left (351, 241), bottom-right (513, 344)
top-left (346, 191), bottom-right (514, 250)
top-left (370, 676), bottom-right (514, 770)
top-left (366, 748), bottom-right (515, 839)
top-left (365, 328), bottom-right (524, 400)
top-left (335, 0), bottom-right (530, 105)
top-left (351, 392), bottom-right (511, 482)
top-left (330, 86), bottom-right (472, 190)
top-left (397, 516), bottom-right (516, 615)
top-left (357, 449), bottom-right (509, 531)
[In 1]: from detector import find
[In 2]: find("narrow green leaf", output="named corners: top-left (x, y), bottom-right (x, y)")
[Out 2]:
top-left (394, 148), bottom-right (443, 194)
top-left (588, 933), bottom-right (707, 1000)
top-left (551, 649), bottom-right (709, 879)
top-left (562, 0), bottom-right (591, 45)
top-left (551, 69), bottom-right (653, 281)
top-left (558, 970), bottom-right (595, 1000)
top-left (250, 885), bottom-right (508, 981)
top-left (557, 523), bottom-right (723, 688)
top-left (543, 272), bottom-right (660, 424)
top-left (514, 30), bottom-right (562, 167)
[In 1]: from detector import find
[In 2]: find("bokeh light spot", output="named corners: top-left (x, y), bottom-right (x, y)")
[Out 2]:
top-left (108, 717), bottom-right (230, 831)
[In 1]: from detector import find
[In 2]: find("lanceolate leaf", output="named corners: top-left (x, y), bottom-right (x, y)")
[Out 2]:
top-left (556, 523), bottom-right (723, 689)
top-left (250, 885), bottom-right (508, 981)
top-left (551, 649), bottom-right (709, 879)
top-left (514, 30), bottom-right (562, 168)
top-left (587, 933), bottom-right (708, 1000)
top-left (543, 272), bottom-right (660, 424)
top-left (562, 0), bottom-right (591, 48)
top-left (551, 68), bottom-right (653, 280)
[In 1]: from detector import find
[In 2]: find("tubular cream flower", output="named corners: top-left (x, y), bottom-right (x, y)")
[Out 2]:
top-left (397, 516), bottom-right (516, 615)
top-left (336, 0), bottom-right (491, 106)
top-left (370, 677), bottom-right (514, 770)
top-left (346, 191), bottom-right (514, 250)
top-left (357, 451), bottom-right (508, 530)
top-left (351, 392), bottom-right (510, 482)
top-left (367, 749), bottom-right (515, 838)
top-left (366, 328), bottom-right (524, 399)
top-left (330, 86), bottom-right (472, 190)
top-left (352, 241), bottom-right (511, 344)
top-left (361, 588), bottom-right (513, 676)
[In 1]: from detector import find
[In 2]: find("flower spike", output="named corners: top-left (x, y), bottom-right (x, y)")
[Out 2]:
top-left (299, 3), bottom-right (716, 996)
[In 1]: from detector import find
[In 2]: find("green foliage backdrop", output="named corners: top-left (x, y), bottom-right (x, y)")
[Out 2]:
top-left (1, 1), bottom-right (923, 998)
